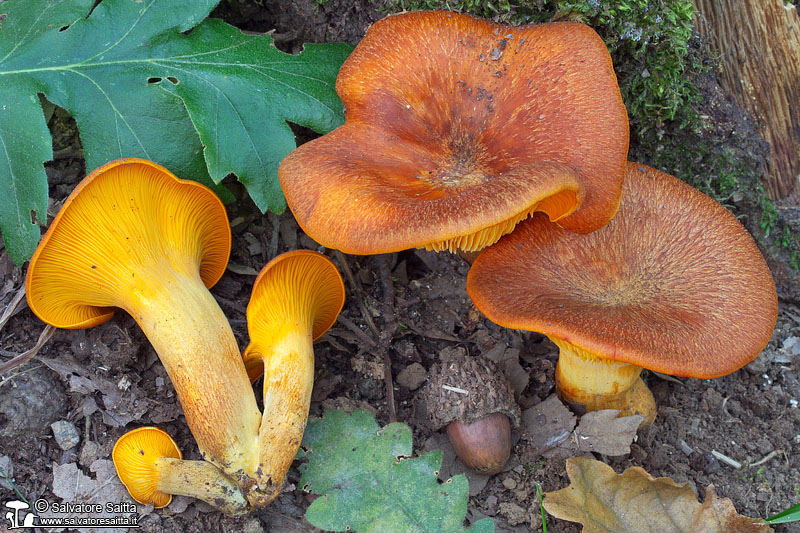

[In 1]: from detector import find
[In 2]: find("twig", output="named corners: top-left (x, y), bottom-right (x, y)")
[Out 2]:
top-left (376, 254), bottom-right (398, 422)
top-left (334, 250), bottom-right (380, 338)
top-left (750, 450), bottom-right (779, 468)
top-left (0, 365), bottom-right (43, 390)
top-left (336, 315), bottom-right (377, 347)
top-left (0, 325), bottom-right (56, 375)
top-left (334, 250), bottom-right (398, 422)
top-left (711, 449), bottom-right (742, 469)
top-left (268, 211), bottom-right (280, 261)
top-left (0, 284), bottom-right (27, 332)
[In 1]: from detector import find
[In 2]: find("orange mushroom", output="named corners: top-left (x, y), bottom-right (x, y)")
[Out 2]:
top-left (467, 162), bottom-right (778, 424)
top-left (113, 427), bottom-right (248, 515)
top-left (280, 10), bottom-right (629, 254)
top-left (25, 158), bottom-right (264, 504)
top-left (241, 250), bottom-right (345, 505)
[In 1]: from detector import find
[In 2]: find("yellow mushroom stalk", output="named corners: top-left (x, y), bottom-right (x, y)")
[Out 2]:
top-left (551, 338), bottom-right (656, 423)
top-left (113, 427), bottom-right (248, 515)
top-left (242, 250), bottom-right (344, 506)
top-left (25, 159), bottom-right (263, 502)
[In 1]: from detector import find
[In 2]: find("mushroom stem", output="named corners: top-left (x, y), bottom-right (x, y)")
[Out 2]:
top-left (123, 267), bottom-right (262, 491)
top-left (155, 458), bottom-right (250, 516)
top-left (552, 337), bottom-right (656, 424)
top-left (247, 327), bottom-right (315, 505)
top-left (242, 250), bottom-right (345, 508)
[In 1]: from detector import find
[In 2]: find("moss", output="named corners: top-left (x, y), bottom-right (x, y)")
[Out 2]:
top-left (760, 193), bottom-right (779, 238)
top-left (379, 0), bottom-right (511, 19)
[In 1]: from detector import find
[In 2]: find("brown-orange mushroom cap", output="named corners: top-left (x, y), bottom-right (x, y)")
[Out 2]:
top-left (467, 163), bottom-right (778, 420)
top-left (241, 250), bottom-right (345, 505)
top-left (280, 10), bottom-right (629, 254)
top-left (26, 158), bottom-right (265, 506)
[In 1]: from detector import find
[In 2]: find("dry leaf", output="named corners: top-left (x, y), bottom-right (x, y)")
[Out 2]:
top-left (521, 394), bottom-right (576, 455)
top-left (567, 409), bottom-right (643, 456)
top-left (543, 457), bottom-right (773, 532)
top-left (522, 398), bottom-right (640, 457)
top-left (41, 357), bottom-right (154, 427)
top-left (46, 460), bottom-right (150, 533)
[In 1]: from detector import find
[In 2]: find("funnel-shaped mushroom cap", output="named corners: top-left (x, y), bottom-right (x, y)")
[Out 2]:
top-left (244, 250), bottom-right (344, 370)
top-left (468, 162), bottom-right (778, 378)
top-left (26, 158), bottom-right (230, 329)
top-left (113, 427), bottom-right (181, 508)
top-left (280, 10), bottom-right (629, 254)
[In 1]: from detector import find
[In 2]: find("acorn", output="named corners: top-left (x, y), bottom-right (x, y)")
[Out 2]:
top-left (418, 347), bottom-right (521, 475)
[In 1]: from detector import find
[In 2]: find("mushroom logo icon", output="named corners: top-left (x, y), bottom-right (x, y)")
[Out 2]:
top-left (4, 500), bottom-right (37, 529)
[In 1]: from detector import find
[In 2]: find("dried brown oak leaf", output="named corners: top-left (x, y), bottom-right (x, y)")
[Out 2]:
top-left (543, 457), bottom-right (772, 532)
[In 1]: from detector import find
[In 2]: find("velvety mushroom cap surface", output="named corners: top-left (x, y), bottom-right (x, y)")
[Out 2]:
top-left (113, 427), bottom-right (181, 508)
top-left (280, 10), bottom-right (629, 254)
top-left (467, 162), bottom-right (778, 378)
top-left (26, 158), bottom-right (230, 328)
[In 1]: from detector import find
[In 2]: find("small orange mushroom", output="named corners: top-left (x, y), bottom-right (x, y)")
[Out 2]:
top-left (113, 427), bottom-right (248, 515)
top-left (241, 250), bottom-right (345, 505)
top-left (467, 162), bottom-right (778, 424)
top-left (25, 159), bottom-right (264, 504)
top-left (280, 10), bottom-right (629, 254)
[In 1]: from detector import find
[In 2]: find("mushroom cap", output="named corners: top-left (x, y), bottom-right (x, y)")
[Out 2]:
top-left (467, 162), bottom-right (778, 378)
top-left (25, 158), bottom-right (231, 329)
top-left (280, 10), bottom-right (629, 254)
top-left (243, 250), bottom-right (345, 379)
top-left (112, 426), bottom-right (182, 508)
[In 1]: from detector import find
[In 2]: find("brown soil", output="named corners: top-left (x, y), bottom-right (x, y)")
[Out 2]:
top-left (1, 2), bottom-right (799, 532)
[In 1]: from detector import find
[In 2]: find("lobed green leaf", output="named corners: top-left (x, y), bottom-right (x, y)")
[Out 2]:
top-left (299, 410), bottom-right (494, 533)
top-left (0, 0), bottom-right (350, 264)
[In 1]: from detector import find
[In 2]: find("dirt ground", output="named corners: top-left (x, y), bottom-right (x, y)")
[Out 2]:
top-left (1, 2), bottom-right (799, 532)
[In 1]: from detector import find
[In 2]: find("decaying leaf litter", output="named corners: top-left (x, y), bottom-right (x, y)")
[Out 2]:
top-left (1, 1), bottom-right (800, 532)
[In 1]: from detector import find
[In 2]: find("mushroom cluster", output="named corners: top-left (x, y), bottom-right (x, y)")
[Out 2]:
top-left (276, 8), bottom-right (777, 462)
top-left (24, 6), bottom-right (780, 518)
top-left (26, 158), bottom-right (345, 513)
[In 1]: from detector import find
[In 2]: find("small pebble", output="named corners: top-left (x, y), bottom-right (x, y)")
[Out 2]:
top-left (51, 420), bottom-right (80, 450)
top-left (242, 518), bottom-right (263, 533)
top-left (703, 452), bottom-right (721, 474)
top-left (756, 438), bottom-right (775, 455)
top-left (498, 502), bottom-right (527, 526)
top-left (397, 363), bottom-right (427, 391)
top-left (679, 439), bottom-right (694, 456)
top-left (502, 477), bottom-right (517, 490)
top-left (79, 441), bottom-right (100, 468)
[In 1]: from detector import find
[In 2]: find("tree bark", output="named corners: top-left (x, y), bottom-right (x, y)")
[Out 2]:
top-left (692, 0), bottom-right (800, 200)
